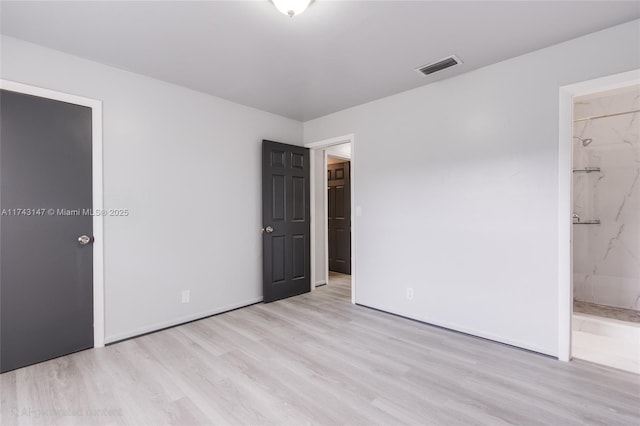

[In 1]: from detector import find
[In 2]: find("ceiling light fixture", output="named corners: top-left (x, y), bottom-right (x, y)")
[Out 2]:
top-left (272, 0), bottom-right (313, 18)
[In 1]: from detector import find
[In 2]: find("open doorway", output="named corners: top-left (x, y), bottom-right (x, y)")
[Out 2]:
top-left (307, 135), bottom-right (355, 303)
top-left (327, 152), bottom-right (351, 295)
top-left (558, 69), bottom-right (640, 370)
top-left (570, 84), bottom-right (640, 373)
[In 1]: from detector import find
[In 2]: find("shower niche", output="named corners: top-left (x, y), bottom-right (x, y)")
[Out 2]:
top-left (572, 138), bottom-right (601, 226)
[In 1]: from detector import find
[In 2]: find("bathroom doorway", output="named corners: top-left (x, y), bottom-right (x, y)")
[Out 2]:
top-left (570, 83), bottom-right (640, 373)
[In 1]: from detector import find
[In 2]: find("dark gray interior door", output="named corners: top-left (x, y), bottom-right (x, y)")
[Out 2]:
top-left (262, 140), bottom-right (310, 303)
top-left (1, 89), bottom-right (94, 373)
top-left (328, 161), bottom-right (351, 275)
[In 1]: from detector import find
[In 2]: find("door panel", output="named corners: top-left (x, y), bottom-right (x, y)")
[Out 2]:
top-left (271, 236), bottom-right (286, 283)
top-left (272, 174), bottom-right (286, 220)
top-left (328, 161), bottom-right (351, 275)
top-left (0, 89), bottom-right (94, 373)
top-left (335, 186), bottom-right (346, 218)
top-left (292, 176), bottom-right (306, 221)
top-left (292, 235), bottom-right (306, 279)
top-left (262, 140), bottom-right (310, 302)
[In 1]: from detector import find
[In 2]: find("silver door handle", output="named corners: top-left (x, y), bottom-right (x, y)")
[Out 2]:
top-left (78, 235), bottom-right (93, 245)
top-left (263, 226), bottom-right (274, 234)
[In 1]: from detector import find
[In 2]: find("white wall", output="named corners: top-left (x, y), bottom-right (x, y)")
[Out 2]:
top-left (304, 20), bottom-right (640, 356)
top-left (313, 142), bottom-right (351, 285)
top-left (0, 36), bottom-right (303, 342)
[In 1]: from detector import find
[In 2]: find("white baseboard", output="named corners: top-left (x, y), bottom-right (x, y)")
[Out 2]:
top-left (104, 296), bottom-right (263, 344)
top-left (315, 280), bottom-right (326, 287)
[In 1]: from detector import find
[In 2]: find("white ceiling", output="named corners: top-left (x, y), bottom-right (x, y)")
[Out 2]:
top-left (1, 1), bottom-right (639, 121)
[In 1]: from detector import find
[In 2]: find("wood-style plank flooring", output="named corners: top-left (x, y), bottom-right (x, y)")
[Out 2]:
top-left (1, 274), bottom-right (639, 425)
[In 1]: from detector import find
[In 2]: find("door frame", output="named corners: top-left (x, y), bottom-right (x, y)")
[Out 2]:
top-left (325, 151), bottom-right (351, 282)
top-left (557, 69), bottom-right (639, 362)
top-left (306, 134), bottom-right (355, 304)
top-left (0, 79), bottom-right (105, 348)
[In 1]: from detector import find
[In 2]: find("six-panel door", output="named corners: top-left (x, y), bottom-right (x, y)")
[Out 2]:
top-left (262, 140), bottom-right (310, 302)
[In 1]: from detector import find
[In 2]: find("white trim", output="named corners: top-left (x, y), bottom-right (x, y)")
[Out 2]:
top-left (324, 150), bottom-right (329, 288)
top-left (105, 296), bottom-right (263, 344)
top-left (0, 79), bottom-right (105, 348)
top-left (557, 69), bottom-right (640, 362)
top-left (558, 88), bottom-right (572, 362)
top-left (315, 280), bottom-right (326, 287)
top-left (309, 148), bottom-right (316, 292)
top-left (305, 134), bottom-right (356, 304)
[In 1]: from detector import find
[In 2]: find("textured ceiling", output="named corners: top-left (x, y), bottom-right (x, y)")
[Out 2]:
top-left (1, 1), bottom-right (639, 121)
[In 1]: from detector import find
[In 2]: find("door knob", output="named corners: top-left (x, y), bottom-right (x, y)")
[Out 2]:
top-left (77, 235), bottom-right (93, 245)
top-left (263, 226), bottom-right (274, 234)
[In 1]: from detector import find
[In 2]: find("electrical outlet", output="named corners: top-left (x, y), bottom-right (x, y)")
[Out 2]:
top-left (181, 290), bottom-right (190, 304)
top-left (406, 287), bottom-right (414, 300)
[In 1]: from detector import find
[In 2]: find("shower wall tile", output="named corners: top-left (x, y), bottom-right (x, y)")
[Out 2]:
top-left (573, 86), bottom-right (640, 310)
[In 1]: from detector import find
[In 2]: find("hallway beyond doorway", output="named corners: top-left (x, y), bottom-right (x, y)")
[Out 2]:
top-left (328, 271), bottom-right (351, 294)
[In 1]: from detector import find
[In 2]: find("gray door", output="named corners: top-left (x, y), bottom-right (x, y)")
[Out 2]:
top-left (262, 140), bottom-right (310, 302)
top-left (0, 89), bottom-right (94, 373)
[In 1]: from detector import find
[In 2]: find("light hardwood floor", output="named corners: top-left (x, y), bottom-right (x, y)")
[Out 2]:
top-left (1, 275), bottom-right (639, 425)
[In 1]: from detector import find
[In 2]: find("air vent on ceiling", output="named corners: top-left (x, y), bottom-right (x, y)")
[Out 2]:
top-left (415, 55), bottom-right (462, 76)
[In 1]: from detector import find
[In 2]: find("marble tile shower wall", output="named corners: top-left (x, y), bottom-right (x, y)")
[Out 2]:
top-left (573, 87), bottom-right (640, 311)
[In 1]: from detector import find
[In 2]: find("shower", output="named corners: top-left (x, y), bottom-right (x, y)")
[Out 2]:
top-left (573, 136), bottom-right (592, 146)
top-left (570, 84), bottom-right (640, 374)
